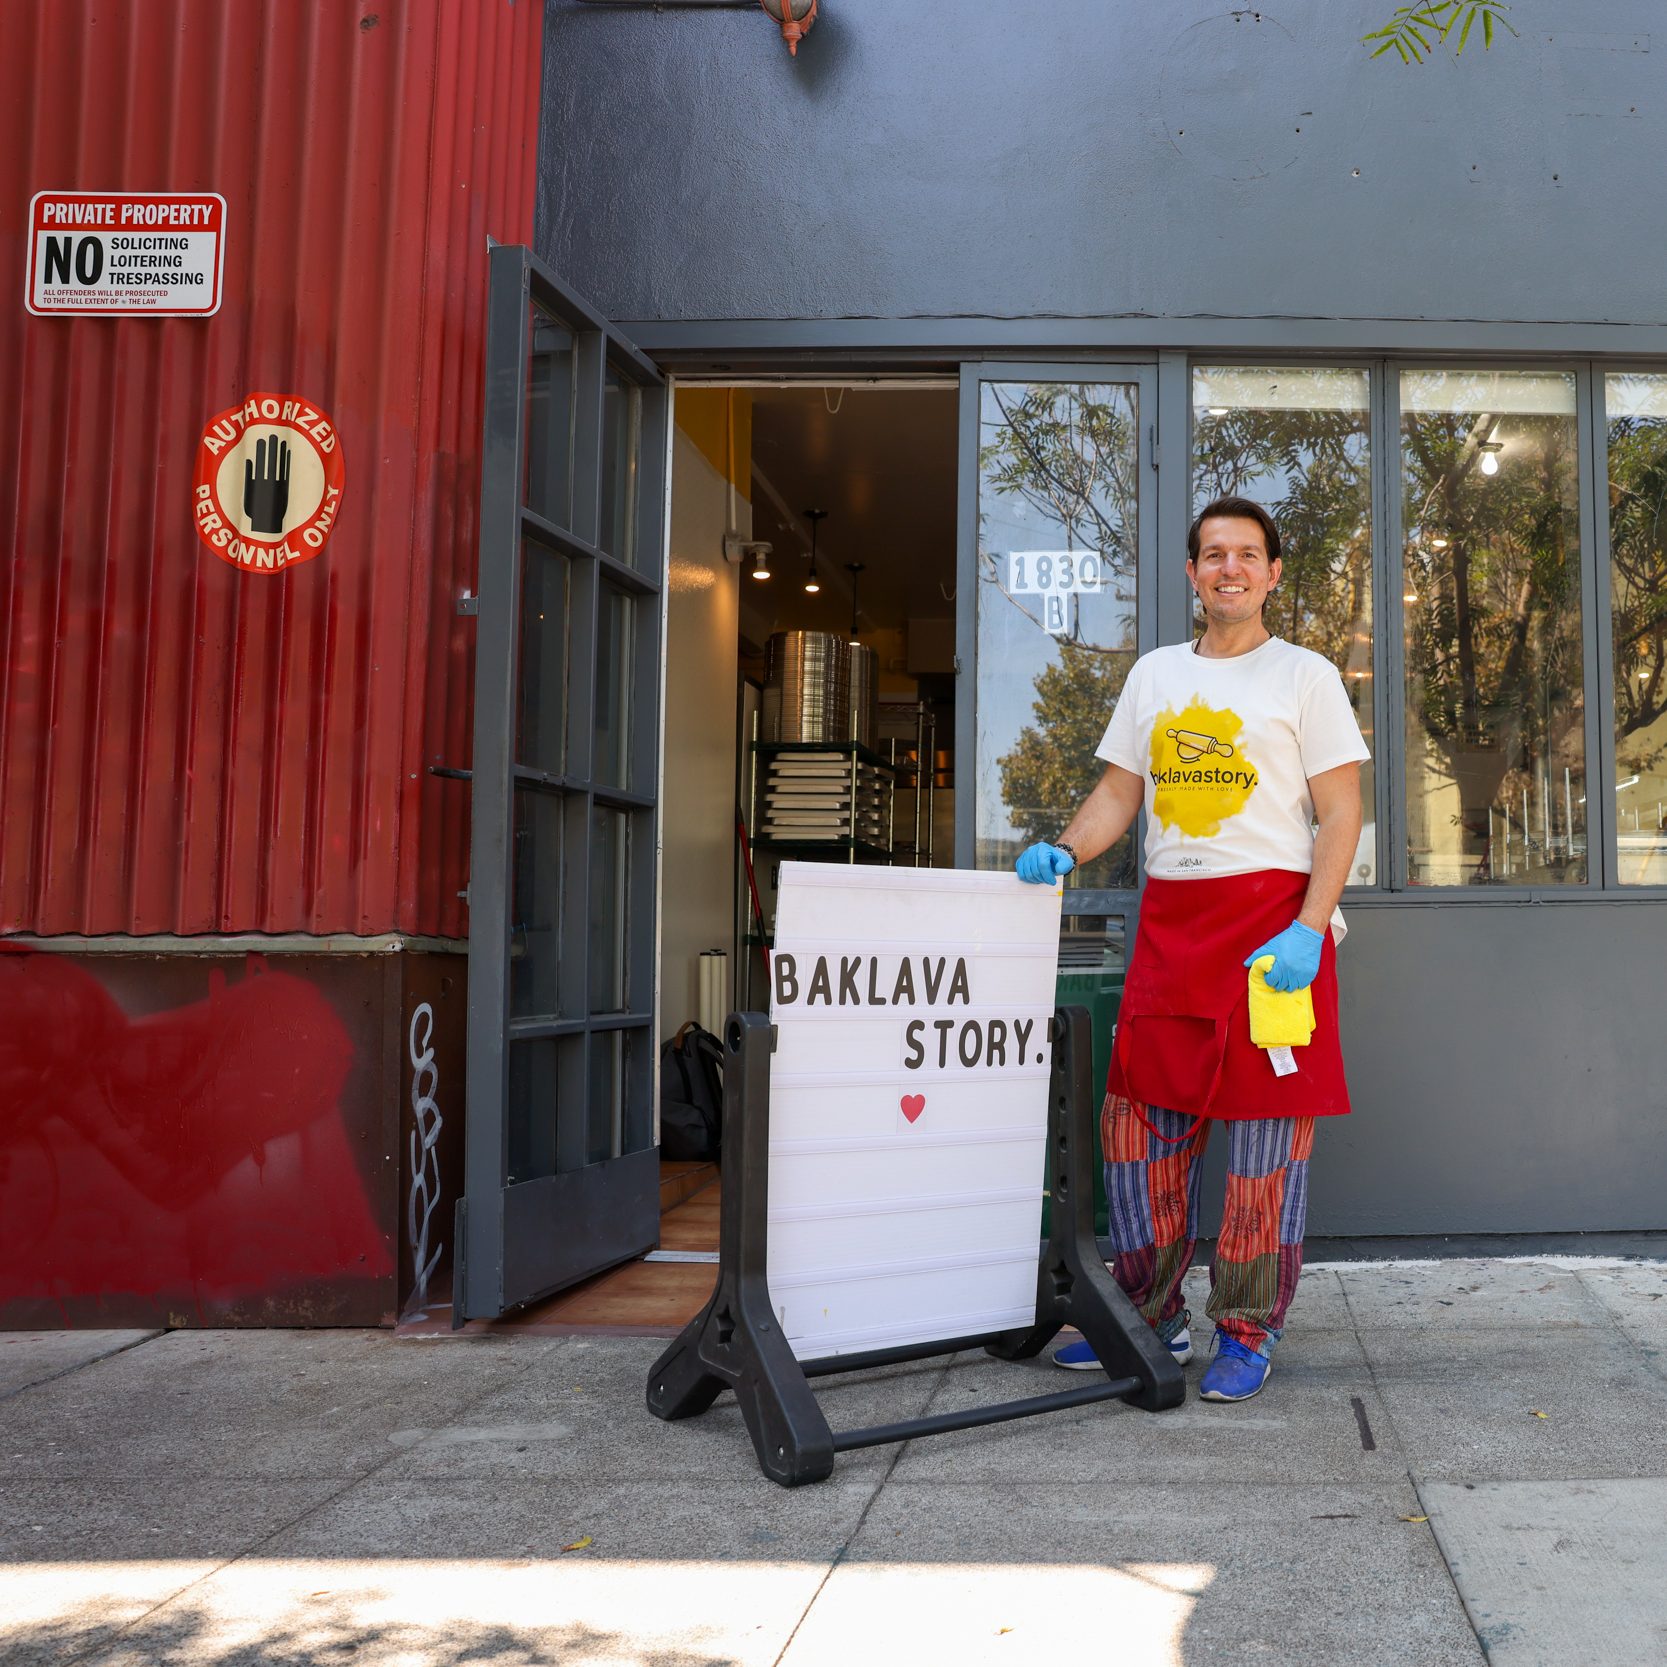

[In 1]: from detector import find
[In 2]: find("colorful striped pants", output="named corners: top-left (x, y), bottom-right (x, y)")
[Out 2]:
top-left (1102, 1095), bottom-right (1316, 1358)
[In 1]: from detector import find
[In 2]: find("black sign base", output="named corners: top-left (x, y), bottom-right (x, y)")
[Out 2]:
top-left (647, 1006), bottom-right (1184, 1487)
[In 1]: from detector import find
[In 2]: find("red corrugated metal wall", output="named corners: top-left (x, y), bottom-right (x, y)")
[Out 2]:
top-left (0, 0), bottom-right (541, 935)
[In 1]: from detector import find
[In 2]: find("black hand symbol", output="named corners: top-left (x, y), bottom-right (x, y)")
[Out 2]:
top-left (243, 436), bottom-right (291, 535)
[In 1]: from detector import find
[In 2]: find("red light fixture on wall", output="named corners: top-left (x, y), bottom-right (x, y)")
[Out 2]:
top-left (759, 0), bottom-right (817, 55)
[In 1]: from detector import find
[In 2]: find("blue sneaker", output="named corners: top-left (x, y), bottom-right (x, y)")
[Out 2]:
top-left (1198, 1332), bottom-right (1271, 1402)
top-left (1052, 1326), bottom-right (1193, 1370)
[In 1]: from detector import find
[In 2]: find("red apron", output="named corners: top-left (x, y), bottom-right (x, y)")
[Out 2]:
top-left (1108, 869), bottom-right (1352, 1122)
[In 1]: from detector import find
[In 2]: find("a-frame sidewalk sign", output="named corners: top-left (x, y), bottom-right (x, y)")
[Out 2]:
top-left (647, 1006), bottom-right (1185, 1487)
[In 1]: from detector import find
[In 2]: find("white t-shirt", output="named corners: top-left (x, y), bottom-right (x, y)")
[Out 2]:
top-left (1096, 636), bottom-right (1370, 908)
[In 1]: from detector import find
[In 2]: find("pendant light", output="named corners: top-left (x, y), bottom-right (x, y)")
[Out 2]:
top-left (1479, 426), bottom-right (1503, 477)
top-left (846, 561), bottom-right (865, 645)
top-left (803, 508), bottom-right (826, 595)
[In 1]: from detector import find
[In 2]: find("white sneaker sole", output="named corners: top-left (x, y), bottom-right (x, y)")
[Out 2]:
top-left (1053, 1330), bottom-right (1194, 1369)
top-left (1198, 1361), bottom-right (1271, 1402)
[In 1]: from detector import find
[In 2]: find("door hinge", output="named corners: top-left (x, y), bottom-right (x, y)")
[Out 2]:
top-left (953, 655), bottom-right (963, 676)
top-left (456, 591), bottom-right (479, 617)
top-left (1148, 424), bottom-right (1160, 471)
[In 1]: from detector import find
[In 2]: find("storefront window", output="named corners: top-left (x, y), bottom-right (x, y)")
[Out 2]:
top-left (1400, 369), bottom-right (1586, 886)
top-left (1192, 367), bottom-right (1377, 883)
top-left (1606, 373), bottom-right (1667, 885)
top-left (975, 381), bottom-right (1141, 889)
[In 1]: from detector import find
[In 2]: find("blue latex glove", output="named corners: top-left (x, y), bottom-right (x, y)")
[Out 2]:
top-left (1015, 842), bottom-right (1076, 885)
top-left (1244, 919), bottom-right (1324, 992)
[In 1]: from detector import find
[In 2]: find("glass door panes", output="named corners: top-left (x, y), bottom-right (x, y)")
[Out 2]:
top-left (517, 548), bottom-right (568, 773)
top-left (525, 315), bottom-right (575, 526)
top-left (974, 379), bottom-right (1143, 891)
top-left (510, 788), bottom-right (562, 1019)
top-left (1605, 374), bottom-right (1667, 885)
top-left (1192, 367), bottom-right (1377, 884)
top-left (466, 245), bottom-right (667, 1318)
top-left (1400, 369), bottom-right (1586, 886)
top-left (601, 366), bottom-right (642, 563)
top-left (588, 806), bottom-right (629, 1014)
top-left (593, 585), bottom-right (634, 789)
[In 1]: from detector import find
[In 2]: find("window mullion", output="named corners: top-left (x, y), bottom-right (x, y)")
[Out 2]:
top-left (1583, 361), bottom-right (1618, 891)
top-left (1379, 361), bottom-right (1409, 892)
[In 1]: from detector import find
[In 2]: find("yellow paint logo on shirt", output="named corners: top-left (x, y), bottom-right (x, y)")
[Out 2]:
top-left (1149, 701), bottom-right (1259, 837)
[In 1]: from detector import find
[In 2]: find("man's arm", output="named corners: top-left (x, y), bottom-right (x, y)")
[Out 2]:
top-left (1056, 763), bottom-right (1145, 865)
top-left (1295, 762), bottom-right (1364, 934)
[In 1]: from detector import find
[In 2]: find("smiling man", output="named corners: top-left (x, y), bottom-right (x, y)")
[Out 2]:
top-left (1014, 495), bottom-right (1368, 1402)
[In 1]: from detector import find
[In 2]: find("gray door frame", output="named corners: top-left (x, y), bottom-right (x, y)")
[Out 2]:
top-left (459, 244), bottom-right (669, 1322)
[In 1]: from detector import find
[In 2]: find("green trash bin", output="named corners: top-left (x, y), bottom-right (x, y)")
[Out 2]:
top-left (1045, 969), bottom-right (1124, 1238)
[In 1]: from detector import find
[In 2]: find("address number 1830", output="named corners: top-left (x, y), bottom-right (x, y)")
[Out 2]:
top-left (1008, 550), bottom-right (1103, 595)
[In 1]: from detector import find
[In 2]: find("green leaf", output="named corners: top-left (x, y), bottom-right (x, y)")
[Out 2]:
top-left (1457, 6), bottom-right (1476, 54)
top-left (1483, 7), bottom-right (1494, 47)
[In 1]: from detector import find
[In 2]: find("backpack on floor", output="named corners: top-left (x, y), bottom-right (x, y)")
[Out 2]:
top-left (659, 1020), bottom-right (724, 1162)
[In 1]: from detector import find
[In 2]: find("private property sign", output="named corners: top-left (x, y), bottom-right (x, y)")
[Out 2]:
top-left (25, 192), bottom-right (226, 315)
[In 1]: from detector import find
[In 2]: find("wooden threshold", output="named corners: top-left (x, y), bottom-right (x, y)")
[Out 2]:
top-left (401, 1163), bottom-right (720, 1337)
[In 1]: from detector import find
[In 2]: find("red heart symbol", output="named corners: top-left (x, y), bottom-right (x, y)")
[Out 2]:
top-left (900, 1094), bottom-right (926, 1123)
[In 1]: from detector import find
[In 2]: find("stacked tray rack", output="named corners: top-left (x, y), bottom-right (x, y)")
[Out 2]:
top-left (753, 741), bottom-right (894, 860)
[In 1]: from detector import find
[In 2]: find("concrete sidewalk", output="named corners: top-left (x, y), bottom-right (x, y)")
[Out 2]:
top-left (3, 1256), bottom-right (1665, 1667)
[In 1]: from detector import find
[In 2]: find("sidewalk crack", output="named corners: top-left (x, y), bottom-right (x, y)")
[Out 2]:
top-left (1569, 1264), bottom-right (1666, 1385)
top-left (1339, 1275), bottom-right (1491, 1665)
top-left (769, 1353), bottom-right (956, 1667)
top-left (0, 1329), bottom-right (165, 1408)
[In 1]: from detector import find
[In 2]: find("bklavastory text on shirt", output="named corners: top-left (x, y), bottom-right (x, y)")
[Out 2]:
top-left (1095, 637), bottom-right (1370, 936)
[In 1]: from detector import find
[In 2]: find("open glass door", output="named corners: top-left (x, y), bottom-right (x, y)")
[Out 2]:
top-left (458, 246), bottom-right (669, 1320)
top-left (957, 365), bottom-right (1158, 938)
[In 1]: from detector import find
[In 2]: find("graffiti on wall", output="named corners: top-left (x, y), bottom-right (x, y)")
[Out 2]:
top-left (405, 1001), bottom-right (444, 1313)
top-left (0, 950), bottom-right (392, 1321)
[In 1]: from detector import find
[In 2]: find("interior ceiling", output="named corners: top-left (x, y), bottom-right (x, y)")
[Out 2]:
top-left (744, 386), bottom-right (958, 637)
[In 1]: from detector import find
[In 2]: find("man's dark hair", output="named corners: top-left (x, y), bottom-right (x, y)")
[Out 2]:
top-left (1187, 495), bottom-right (1281, 566)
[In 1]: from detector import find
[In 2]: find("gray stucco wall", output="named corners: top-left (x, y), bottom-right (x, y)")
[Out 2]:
top-left (540, 0), bottom-right (1664, 331)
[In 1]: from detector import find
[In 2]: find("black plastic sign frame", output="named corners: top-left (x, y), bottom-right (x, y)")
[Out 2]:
top-left (647, 1005), bottom-right (1185, 1487)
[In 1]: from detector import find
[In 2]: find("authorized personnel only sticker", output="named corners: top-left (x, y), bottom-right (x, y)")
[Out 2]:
top-left (26, 191), bottom-right (226, 316)
top-left (192, 394), bottom-right (345, 574)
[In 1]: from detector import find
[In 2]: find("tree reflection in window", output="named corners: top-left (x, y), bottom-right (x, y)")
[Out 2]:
top-left (978, 383), bottom-right (1139, 891)
top-left (1606, 374), bottom-right (1667, 885)
top-left (1192, 368), bottom-right (1376, 883)
top-left (1400, 370), bottom-right (1585, 885)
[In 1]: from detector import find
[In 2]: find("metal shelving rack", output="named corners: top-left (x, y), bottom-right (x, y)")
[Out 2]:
top-left (881, 701), bottom-right (937, 869)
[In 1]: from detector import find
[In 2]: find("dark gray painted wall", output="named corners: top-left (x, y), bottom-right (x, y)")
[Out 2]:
top-left (541, 1), bottom-right (1667, 1233)
top-left (1323, 901), bottom-right (1667, 1233)
top-left (541, 0), bottom-right (1665, 329)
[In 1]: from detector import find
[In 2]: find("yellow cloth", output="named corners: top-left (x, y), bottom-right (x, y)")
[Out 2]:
top-left (1248, 955), bottom-right (1315, 1048)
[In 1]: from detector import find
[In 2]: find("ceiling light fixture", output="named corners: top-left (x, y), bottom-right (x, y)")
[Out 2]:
top-left (1431, 536), bottom-right (1449, 549)
top-left (1207, 407), bottom-right (1229, 416)
top-left (846, 561), bottom-right (865, 645)
top-left (803, 507), bottom-right (826, 595)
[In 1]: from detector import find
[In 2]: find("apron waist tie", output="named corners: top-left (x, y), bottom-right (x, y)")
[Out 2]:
top-left (1127, 1100), bottom-right (1204, 1146)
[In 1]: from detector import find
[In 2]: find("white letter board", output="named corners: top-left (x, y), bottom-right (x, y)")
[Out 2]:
top-left (766, 863), bottom-right (1063, 1359)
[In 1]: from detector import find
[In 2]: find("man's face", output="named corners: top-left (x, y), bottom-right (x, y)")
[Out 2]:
top-left (1187, 515), bottom-right (1281, 626)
